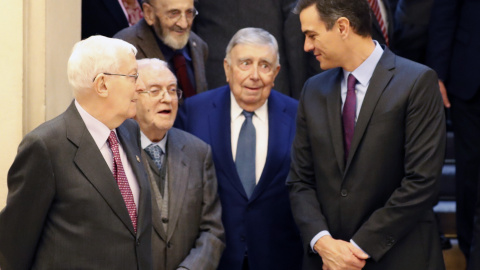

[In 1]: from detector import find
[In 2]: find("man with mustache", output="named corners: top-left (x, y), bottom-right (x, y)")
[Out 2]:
top-left (115, 0), bottom-right (208, 98)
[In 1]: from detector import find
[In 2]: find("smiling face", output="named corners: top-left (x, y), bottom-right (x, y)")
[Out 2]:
top-left (300, 4), bottom-right (346, 70)
top-left (144, 0), bottom-right (194, 50)
top-left (135, 63), bottom-right (178, 142)
top-left (224, 43), bottom-right (280, 111)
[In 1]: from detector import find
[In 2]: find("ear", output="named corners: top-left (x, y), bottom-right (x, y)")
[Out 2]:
top-left (223, 58), bottom-right (231, 83)
top-left (93, 75), bottom-right (109, 98)
top-left (143, 2), bottom-right (156, 26)
top-left (336, 17), bottom-right (350, 38)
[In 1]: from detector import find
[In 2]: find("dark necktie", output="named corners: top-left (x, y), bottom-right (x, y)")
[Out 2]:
top-left (368, 0), bottom-right (389, 46)
top-left (235, 110), bottom-right (256, 198)
top-left (107, 131), bottom-right (137, 232)
top-left (343, 74), bottom-right (357, 162)
top-left (173, 53), bottom-right (195, 98)
top-left (144, 144), bottom-right (165, 195)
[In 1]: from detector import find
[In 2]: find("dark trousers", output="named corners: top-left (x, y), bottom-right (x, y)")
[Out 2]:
top-left (450, 91), bottom-right (480, 264)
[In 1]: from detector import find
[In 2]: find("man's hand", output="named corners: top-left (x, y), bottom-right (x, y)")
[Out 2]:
top-left (438, 80), bottom-right (451, 108)
top-left (314, 235), bottom-right (368, 270)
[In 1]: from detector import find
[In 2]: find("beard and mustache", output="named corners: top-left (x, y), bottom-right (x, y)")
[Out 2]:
top-left (153, 16), bottom-right (190, 50)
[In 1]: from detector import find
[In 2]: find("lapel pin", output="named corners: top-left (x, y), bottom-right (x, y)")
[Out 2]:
top-left (136, 155), bottom-right (141, 162)
top-left (192, 41), bottom-right (197, 47)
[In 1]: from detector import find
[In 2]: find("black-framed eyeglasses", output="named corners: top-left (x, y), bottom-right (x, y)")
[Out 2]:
top-left (92, 72), bottom-right (139, 82)
top-left (139, 87), bottom-right (183, 100)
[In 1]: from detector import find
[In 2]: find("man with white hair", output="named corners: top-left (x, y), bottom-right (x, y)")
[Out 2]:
top-left (115, 0), bottom-right (208, 98)
top-left (175, 27), bottom-right (303, 270)
top-left (132, 58), bottom-right (224, 270)
top-left (0, 35), bottom-right (152, 270)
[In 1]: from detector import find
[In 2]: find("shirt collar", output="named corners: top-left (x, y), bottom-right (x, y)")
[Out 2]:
top-left (230, 91), bottom-right (268, 123)
top-left (343, 40), bottom-right (384, 87)
top-left (141, 130), bottom-right (168, 153)
top-left (75, 100), bottom-right (113, 149)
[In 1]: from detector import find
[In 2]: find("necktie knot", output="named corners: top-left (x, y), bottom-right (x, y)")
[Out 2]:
top-left (242, 110), bottom-right (254, 119)
top-left (108, 131), bottom-right (119, 149)
top-left (144, 144), bottom-right (164, 171)
top-left (347, 74), bottom-right (357, 93)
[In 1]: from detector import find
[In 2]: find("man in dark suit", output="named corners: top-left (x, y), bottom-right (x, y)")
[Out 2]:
top-left (426, 0), bottom-right (480, 267)
top-left (175, 28), bottom-right (303, 270)
top-left (82, 0), bottom-right (143, 39)
top-left (114, 0), bottom-right (208, 97)
top-left (0, 36), bottom-right (152, 270)
top-left (132, 58), bottom-right (224, 270)
top-left (287, 0), bottom-right (446, 269)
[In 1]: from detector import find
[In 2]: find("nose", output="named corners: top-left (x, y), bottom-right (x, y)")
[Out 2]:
top-left (176, 14), bottom-right (189, 29)
top-left (160, 88), bottom-right (173, 103)
top-left (249, 65), bottom-right (260, 80)
top-left (304, 37), bottom-right (314, 53)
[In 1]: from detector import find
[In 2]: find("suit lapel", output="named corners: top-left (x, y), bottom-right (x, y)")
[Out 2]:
top-left (208, 88), bottom-right (250, 199)
top-left (165, 129), bottom-right (190, 241)
top-left (67, 104), bottom-right (136, 236)
top-left (345, 48), bottom-right (395, 172)
top-left (136, 19), bottom-right (165, 59)
top-left (326, 70), bottom-right (347, 173)
top-left (188, 33), bottom-right (206, 94)
top-left (250, 92), bottom-right (291, 202)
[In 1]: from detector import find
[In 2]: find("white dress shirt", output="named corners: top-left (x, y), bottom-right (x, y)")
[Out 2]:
top-left (75, 100), bottom-right (140, 209)
top-left (230, 92), bottom-right (268, 184)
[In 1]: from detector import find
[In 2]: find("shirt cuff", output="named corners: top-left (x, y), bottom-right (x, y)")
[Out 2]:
top-left (350, 239), bottom-right (370, 258)
top-left (310, 230), bottom-right (331, 252)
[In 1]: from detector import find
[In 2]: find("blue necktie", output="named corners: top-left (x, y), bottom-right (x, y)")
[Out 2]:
top-left (144, 144), bottom-right (164, 171)
top-left (343, 74), bottom-right (357, 162)
top-left (235, 110), bottom-right (256, 198)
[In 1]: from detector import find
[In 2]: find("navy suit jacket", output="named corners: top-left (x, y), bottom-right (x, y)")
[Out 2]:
top-left (175, 86), bottom-right (303, 270)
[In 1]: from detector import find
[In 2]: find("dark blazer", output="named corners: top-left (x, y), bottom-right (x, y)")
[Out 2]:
top-left (426, 0), bottom-right (480, 100)
top-left (114, 19), bottom-right (209, 94)
top-left (370, 0), bottom-right (395, 47)
top-left (82, 0), bottom-right (142, 39)
top-left (0, 102), bottom-right (152, 270)
top-left (128, 122), bottom-right (225, 270)
top-left (192, 0), bottom-right (313, 99)
top-left (287, 48), bottom-right (446, 269)
top-left (175, 86), bottom-right (303, 270)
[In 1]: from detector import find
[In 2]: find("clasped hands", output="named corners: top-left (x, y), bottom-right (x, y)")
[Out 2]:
top-left (314, 235), bottom-right (369, 270)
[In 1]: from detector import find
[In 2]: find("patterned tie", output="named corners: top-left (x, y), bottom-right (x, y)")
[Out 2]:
top-left (368, 0), bottom-right (389, 46)
top-left (343, 74), bottom-right (357, 162)
top-left (235, 110), bottom-right (256, 198)
top-left (144, 144), bottom-right (165, 195)
top-left (173, 52), bottom-right (195, 98)
top-left (107, 131), bottom-right (137, 232)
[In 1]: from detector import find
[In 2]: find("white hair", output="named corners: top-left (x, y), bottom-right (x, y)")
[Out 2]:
top-left (67, 35), bottom-right (137, 96)
top-left (137, 58), bottom-right (170, 72)
top-left (225, 27), bottom-right (280, 67)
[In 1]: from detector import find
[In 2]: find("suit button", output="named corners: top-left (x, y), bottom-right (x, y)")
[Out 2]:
top-left (341, 189), bottom-right (348, 197)
top-left (162, 217), bottom-right (169, 224)
top-left (136, 240), bottom-right (140, 246)
top-left (167, 242), bottom-right (172, 248)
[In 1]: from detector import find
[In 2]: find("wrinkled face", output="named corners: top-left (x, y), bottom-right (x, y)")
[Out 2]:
top-left (145, 0), bottom-right (195, 50)
top-left (224, 44), bottom-right (280, 111)
top-left (300, 5), bottom-right (344, 70)
top-left (106, 53), bottom-right (143, 121)
top-left (135, 65), bottom-right (178, 141)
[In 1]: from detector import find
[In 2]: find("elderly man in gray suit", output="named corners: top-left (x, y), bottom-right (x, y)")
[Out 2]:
top-left (129, 58), bottom-right (224, 270)
top-left (114, 0), bottom-right (208, 98)
top-left (0, 36), bottom-right (152, 270)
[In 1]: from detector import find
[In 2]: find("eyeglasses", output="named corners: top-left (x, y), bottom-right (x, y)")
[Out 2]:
top-left (165, 8), bottom-right (199, 22)
top-left (92, 72), bottom-right (139, 82)
top-left (139, 87), bottom-right (183, 100)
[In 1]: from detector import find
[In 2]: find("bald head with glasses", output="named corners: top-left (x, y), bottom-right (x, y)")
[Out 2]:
top-left (135, 58), bottom-right (182, 142)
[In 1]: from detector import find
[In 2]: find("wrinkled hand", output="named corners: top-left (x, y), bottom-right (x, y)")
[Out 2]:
top-left (314, 235), bottom-right (368, 270)
top-left (438, 80), bottom-right (451, 108)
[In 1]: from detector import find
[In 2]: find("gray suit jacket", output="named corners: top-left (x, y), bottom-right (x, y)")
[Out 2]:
top-left (0, 102), bottom-right (152, 270)
top-left (114, 19), bottom-right (209, 94)
top-left (287, 48), bottom-right (446, 269)
top-left (130, 124), bottom-right (225, 270)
